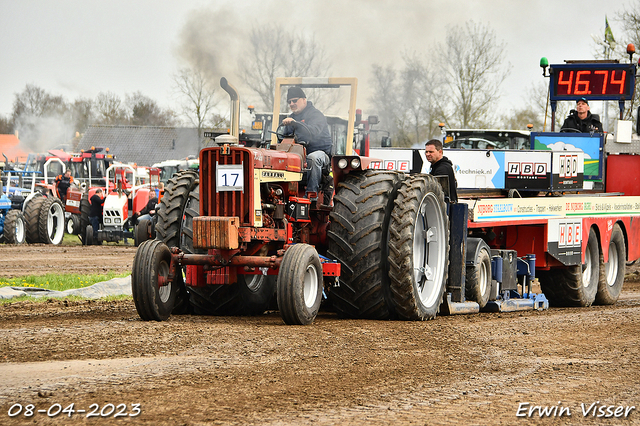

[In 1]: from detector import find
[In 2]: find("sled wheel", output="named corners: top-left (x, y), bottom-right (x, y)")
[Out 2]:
top-left (596, 223), bottom-right (625, 305)
top-left (132, 239), bottom-right (177, 321)
top-left (277, 244), bottom-right (323, 325)
top-left (465, 239), bottom-right (492, 308)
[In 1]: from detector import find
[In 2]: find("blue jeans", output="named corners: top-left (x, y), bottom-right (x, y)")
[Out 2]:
top-left (306, 151), bottom-right (330, 195)
top-left (89, 216), bottom-right (100, 238)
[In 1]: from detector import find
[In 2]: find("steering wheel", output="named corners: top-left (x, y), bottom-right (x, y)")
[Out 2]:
top-left (271, 123), bottom-right (310, 147)
top-left (560, 127), bottom-right (581, 133)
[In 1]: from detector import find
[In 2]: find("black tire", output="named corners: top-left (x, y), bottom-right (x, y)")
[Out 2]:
top-left (135, 218), bottom-right (152, 247)
top-left (596, 223), bottom-right (625, 305)
top-left (79, 193), bottom-right (90, 245)
top-left (155, 170), bottom-right (198, 314)
top-left (466, 245), bottom-right (492, 308)
top-left (156, 170), bottom-right (199, 248)
top-left (24, 195), bottom-right (46, 243)
top-left (2, 210), bottom-right (26, 244)
top-left (181, 186), bottom-right (277, 316)
top-left (66, 213), bottom-right (80, 235)
top-left (277, 244), bottom-right (323, 325)
top-left (85, 224), bottom-right (94, 246)
top-left (388, 175), bottom-right (449, 320)
top-left (132, 239), bottom-right (177, 321)
top-left (37, 197), bottom-right (65, 245)
top-left (538, 227), bottom-right (599, 307)
top-left (326, 170), bottom-right (403, 319)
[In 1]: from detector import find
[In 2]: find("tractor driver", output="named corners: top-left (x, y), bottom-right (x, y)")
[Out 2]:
top-left (425, 139), bottom-right (458, 203)
top-left (54, 169), bottom-right (73, 203)
top-left (281, 87), bottom-right (333, 201)
top-left (561, 97), bottom-right (603, 133)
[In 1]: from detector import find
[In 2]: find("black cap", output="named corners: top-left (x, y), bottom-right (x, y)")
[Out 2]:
top-left (577, 97), bottom-right (589, 105)
top-left (287, 87), bottom-right (306, 101)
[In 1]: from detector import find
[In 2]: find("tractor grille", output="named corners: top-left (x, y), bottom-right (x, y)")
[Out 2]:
top-left (200, 147), bottom-right (253, 226)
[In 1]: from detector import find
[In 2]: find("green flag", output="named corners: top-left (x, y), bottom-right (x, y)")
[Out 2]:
top-left (605, 16), bottom-right (615, 48)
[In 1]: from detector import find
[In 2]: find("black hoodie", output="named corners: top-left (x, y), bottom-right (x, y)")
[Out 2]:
top-left (561, 110), bottom-right (603, 133)
top-left (429, 156), bottom-right (457, 203)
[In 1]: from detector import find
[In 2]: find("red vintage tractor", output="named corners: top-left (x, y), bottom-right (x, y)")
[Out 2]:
top-left (132, 77), bottom-right (450, 325)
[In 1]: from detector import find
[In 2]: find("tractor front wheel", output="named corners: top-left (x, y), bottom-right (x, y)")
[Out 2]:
top-left (132, 239), bottom-right (177, 321)
top-left (277, 244), bottom-right (323, 325)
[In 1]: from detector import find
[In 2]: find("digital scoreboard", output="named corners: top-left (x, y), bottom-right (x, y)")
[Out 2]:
top-left (549, 63), bottom-right (636, 102)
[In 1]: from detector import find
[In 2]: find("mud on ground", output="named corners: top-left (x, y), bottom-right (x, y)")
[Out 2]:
top-left (0, 244), bottom-right (639, 425)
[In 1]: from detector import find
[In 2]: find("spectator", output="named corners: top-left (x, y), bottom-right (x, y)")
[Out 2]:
top-left (89, 188), bottom-right (104, 239)
top-left (425, 139), bottom-right (458, 203)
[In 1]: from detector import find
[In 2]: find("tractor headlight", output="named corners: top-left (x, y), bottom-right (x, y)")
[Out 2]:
top-left (105, 218), bottom-right (111, 224)
top-left (114, 218), bottom-right (121, 224)
top-left (337, 159), bottom-right (348, 169)
top-left (350, 158), bottom-right (361, 169)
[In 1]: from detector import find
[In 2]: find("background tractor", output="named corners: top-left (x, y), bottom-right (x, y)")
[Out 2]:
top-left (81, 164), bottom-right (162, 246)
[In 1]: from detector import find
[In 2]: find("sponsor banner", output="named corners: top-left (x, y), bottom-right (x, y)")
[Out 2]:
top-left (547, 219), bottom-right (582, 265)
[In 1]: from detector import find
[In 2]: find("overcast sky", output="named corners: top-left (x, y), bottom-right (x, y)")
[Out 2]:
top-left (0, 0), bottom-right (633, 120)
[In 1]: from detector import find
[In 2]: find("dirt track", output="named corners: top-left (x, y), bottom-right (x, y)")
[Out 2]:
top-left (0, 244), bottom-right (639, 425)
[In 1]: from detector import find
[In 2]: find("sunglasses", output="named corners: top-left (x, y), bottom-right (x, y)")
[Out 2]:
top-left (288, 98), bottom-right (300, 104)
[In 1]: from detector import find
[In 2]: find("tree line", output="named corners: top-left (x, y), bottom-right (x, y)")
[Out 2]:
top-left (2, 6), bottom-right (639, 150)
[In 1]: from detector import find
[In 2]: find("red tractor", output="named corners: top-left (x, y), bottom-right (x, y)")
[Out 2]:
top-left (82, 164), bottom-right (162, 246)
top-left (132, 77), bottom-right (450, 325)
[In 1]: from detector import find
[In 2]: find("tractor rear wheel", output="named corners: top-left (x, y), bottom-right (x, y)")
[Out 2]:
top-left (596, 223), bottom-right (625, 305)
top-left (132, 239), bottom-right (177, 321)
top-left (24, 194), bottom-right (45, 243)
top-left (538, 227), bottom-right (599, 307)
top-left (181, 186), bottom-right (277, 316)
top-left (156, 170), bottom-right (199, 247)
top-left (277, 244), bottom-right (323, 325)
top-left (154, 170), bottom-right (198, 314)
top-left (38, 197), bottom-right (65, 245)
top-left (387, 175), bottom-right (449, 320)
top-left (2, 210), bottom-right (26, 244)
top-left (326, 170), bottom-right (403, 319)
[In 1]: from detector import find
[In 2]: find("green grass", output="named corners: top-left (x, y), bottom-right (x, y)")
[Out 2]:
top-left (0, 293), bottom-right (132, 305)
top-left (0, 271), bottom-right (130, 292)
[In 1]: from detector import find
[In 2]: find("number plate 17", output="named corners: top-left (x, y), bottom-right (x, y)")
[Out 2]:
top-left (216, 164), bottom-right (244, 192)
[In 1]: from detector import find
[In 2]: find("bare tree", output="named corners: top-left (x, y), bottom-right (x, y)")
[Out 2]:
top-left (240, 25), bottom-right (332, 111)
top-left (616, 2), bottom-right (640, 123)
top-left (173, 67), bottom-right (218, 139)
top-left (95, 92), bottom-right (126, 125)
top-left (125, 92), bottom-right (178, 127)
top-left (370, 64), bottom-right (398, 137)
top-left (370, 54), bottom-right (443, 147)
top-left (0, 114), bottom-right (13, 134)
top-left (12, 84), bottom-right (67, 130)
top-left (70, 97), bottom-right (94, 134)
top-left (436, 21), bottom-right (510, 128)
